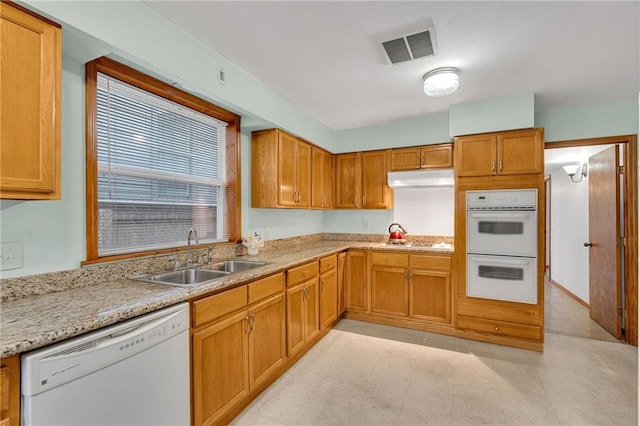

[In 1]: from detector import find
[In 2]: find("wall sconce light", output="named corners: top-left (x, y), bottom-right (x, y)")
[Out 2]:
top-left (562, 163), bottom-right (588, 183)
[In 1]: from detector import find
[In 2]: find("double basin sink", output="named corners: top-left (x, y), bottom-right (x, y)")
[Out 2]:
top-left (132, 260), bottom-right (268, 287)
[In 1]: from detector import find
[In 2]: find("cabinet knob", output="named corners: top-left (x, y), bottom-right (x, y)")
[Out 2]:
top-left (495, 326), bottom-right (500, 331)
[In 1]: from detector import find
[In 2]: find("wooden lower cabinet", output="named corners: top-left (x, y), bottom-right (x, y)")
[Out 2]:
top-left (337, 252), bottom-right (347, 315)
top-left (346, 250), bottom-right (368, 312)
top-left (192, 274), bottom-right (286, 426)
top-left (319, 255), bottom-right (338, 330)
top-left (371, 265), bottom-right (408, 316)
top-left (0, 355), bottom-right (19, 426)
top-left (350, 251), bottom-right (453, 329)
top-left (286, 261), bottom-right (320, 357)
top-left (409, 254), bottom-right (452, 324)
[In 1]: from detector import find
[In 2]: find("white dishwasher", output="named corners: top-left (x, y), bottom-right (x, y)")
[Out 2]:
top-left (21, 302), bottom-right (190, 426)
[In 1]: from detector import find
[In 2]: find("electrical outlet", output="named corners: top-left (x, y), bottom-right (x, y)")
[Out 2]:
top-left (362, 220), bottom-right (369, 232)
top-left (1, 242), bottom-right (23, 271)
top-left (264, 227), bottom-right (271, 239)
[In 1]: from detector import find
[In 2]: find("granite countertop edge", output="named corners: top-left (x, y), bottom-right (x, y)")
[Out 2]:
top-left (0, 241), bottom-right (453, 358)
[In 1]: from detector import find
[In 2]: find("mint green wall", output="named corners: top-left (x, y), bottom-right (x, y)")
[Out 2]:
top-left (2, 1), bottom-right (637, 278)
top-left (536, 99), bottom-right (639, 142)
top-left (240, 130), bottom-right (324, 241)
top-left (0, 59), bottom-right (85, 278)
top-left (26, 0), bottom-right (335, 151)
top-left (449, 94), bottom-right (535, 138)
top-left (334, 113), bottom-right (450, 153)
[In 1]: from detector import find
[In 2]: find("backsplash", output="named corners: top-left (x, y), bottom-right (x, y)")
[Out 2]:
top-left (0, 233), bottom-right (452, 302)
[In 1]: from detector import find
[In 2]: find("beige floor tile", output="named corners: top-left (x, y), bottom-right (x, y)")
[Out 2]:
top-left (233, 281), bottom-right (637, 426)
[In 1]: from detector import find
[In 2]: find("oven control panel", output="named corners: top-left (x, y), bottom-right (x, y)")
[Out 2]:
top-left (467, 189), bottom-right (537, 210)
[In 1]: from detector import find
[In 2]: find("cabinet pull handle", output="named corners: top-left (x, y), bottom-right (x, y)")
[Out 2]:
top-left (244, 316), bottom-right (251, 335)
top-left (320, 278), bottom-right (324, 291)
top-left (362, 195), bottom-right (366, 206)
top-left (492, 160), bottom-right (496, 172)
top-left (250, 314), bottom-right (256, 332)
top-left (354, 195), bottom-right (357, 206)
top-left (416, 157), bottom-right (420, 166)
top-left (499, 160), bottom-right (503, 172)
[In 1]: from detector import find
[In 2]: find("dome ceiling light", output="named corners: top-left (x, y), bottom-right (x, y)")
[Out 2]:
top-left (423, 67), bottom-right (460, 97)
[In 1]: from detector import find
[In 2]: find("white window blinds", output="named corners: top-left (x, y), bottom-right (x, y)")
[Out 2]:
top-left (96, 72), bottom-right (228, 256)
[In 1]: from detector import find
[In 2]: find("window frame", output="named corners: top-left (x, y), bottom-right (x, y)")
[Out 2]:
top-left (84, 57), bottom-right (241, 264)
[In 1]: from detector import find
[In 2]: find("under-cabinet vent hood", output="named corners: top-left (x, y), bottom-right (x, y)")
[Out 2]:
top-left (387, 169), bottom-right (454, 188)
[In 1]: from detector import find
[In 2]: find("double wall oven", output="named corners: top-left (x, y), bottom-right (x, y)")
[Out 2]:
top-left (466, 189), bottom-right (538, 304)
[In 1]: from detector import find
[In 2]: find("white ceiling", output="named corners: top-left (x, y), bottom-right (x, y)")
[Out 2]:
top-left (145, 1), bottom-right (639, 131)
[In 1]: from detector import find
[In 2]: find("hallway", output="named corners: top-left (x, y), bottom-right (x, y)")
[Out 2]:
top-left (545, 280), bottom-right (622, 343)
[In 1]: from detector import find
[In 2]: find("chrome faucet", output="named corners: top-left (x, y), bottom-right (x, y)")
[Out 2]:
top-left (186, 227), bottom-right (199, 266)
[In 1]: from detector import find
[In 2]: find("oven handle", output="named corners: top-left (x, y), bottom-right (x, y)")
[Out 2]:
top-left (469, 256), bottom-right (534, 266)
top-left (468, 212), bottom-right (534, 219)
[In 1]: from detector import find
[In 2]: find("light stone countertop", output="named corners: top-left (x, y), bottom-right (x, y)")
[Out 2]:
top-left (0, 241), bottom-right (453, 358)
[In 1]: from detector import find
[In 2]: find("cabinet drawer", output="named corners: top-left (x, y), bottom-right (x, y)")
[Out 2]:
top-left (371, 251), bottom-right (408, 267)
top-left (193, 285), bottom-right (247, 327)
top-left (319, 254), bottom-right (337, 274)
top-left (248, 272), bottom-right (284, 305)
top-left (287, 261), bottom-right (319, 287)
top-left (410, 254), bottom-right (451, 271)
top-left (457, 315), bottom-right (542, 340)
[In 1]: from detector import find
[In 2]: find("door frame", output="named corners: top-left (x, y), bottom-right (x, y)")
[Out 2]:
top-left (545, 134), bottom-right (637, 345)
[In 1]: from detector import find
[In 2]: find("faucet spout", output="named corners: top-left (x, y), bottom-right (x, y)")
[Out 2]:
top-left (186, 227), bottom-right (199, 266)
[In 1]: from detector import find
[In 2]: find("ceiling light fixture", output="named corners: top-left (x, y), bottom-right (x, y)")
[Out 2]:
top-left (423, 67), bottom-right (459, 97)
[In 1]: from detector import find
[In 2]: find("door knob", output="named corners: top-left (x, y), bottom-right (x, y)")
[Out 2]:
top-left (583, 242), bottom-right (593, 247)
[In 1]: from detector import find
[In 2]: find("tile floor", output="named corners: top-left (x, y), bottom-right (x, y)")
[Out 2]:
top-left (232, 285), bottom-right (638, 425)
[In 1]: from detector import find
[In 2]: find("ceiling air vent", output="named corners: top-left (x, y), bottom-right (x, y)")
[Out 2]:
top-left (381, 29), bottom-right (435, 65)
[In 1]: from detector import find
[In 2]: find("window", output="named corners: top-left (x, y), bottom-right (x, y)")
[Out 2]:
top-left (85, 57), bottom-right (240, 262)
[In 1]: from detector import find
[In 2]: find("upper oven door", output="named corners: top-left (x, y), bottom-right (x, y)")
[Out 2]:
top-left (467, 210), bottom-right (537, 257)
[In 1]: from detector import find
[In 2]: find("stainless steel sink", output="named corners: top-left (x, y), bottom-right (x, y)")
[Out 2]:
top-left (133, 268), bottom-right (230, 287)
top-left (131, 260), bottom-right (268, 287)
top-left (203, 260), bottom-right (267, 273)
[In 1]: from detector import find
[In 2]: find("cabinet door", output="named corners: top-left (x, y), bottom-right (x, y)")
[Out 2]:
top-left (390, 147), bottom-right (421, 171)
top-left (410, 270), bottom-right (451, 324)
top-left (320, 268), bottom-right (338, 330)
top-left (305, 278), bottom-right (321, 342)
top-left (248, 293), bottom-right (286, 390)
top-left (192, 310), bottom-right (249, 426)
top-left (296, 140), bottom-right (312, 207)
top-left (421, 144), bottom-right (453, 168)
top-left (361, 150), bottom-right (391, 209)
top-left (497, 129), bottom-right (543, 175)
top-left (346, 250), bottom-right (368, 312)
top-left (337, 252), bottom-right (347, 315)
top-left (454, 134), bottom-right (497, 177)
top-left (311, 147), bottom-right (325, 208)
top-left (277, 131), bottom-right (299, 207)
top-left (321, 150), bottom-right (334, 208)
top-left (335, 153), bottom-right (361, 208)
top-left (286, 284), bottom-right (306, 356)
top-left (371, 266), bottom-right (408, 316)
top-left (0, 356), bottom-right (19, 426)
top-left (311, 147), bottom-right (333, 209)
top-left (1, 3), bottom-right (61, 200)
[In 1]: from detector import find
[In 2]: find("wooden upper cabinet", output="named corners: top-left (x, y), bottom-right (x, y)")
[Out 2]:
top-left (334, 153), bottom-right (361, 208)
top-left (361, 150), bottom-right (392, 209)
top-left (252, 128), bottom-right (311, 208)
top-left (335, 150), bottom-right (392, 209)
top-left (454, 128), bottom-right (543, 177)
top-left (390, 143), bottom-right (453, 171)
top-left (0, 3), bottom-right (61, 200)
top-left (311, 146), bottom-right (334, 209)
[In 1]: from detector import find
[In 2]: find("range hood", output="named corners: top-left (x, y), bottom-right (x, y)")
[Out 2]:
top-left (387, 169), bottom-right (454, 188)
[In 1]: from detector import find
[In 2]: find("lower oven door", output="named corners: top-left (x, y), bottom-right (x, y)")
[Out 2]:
top-left (467, 254), bottom-right (538, 304)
